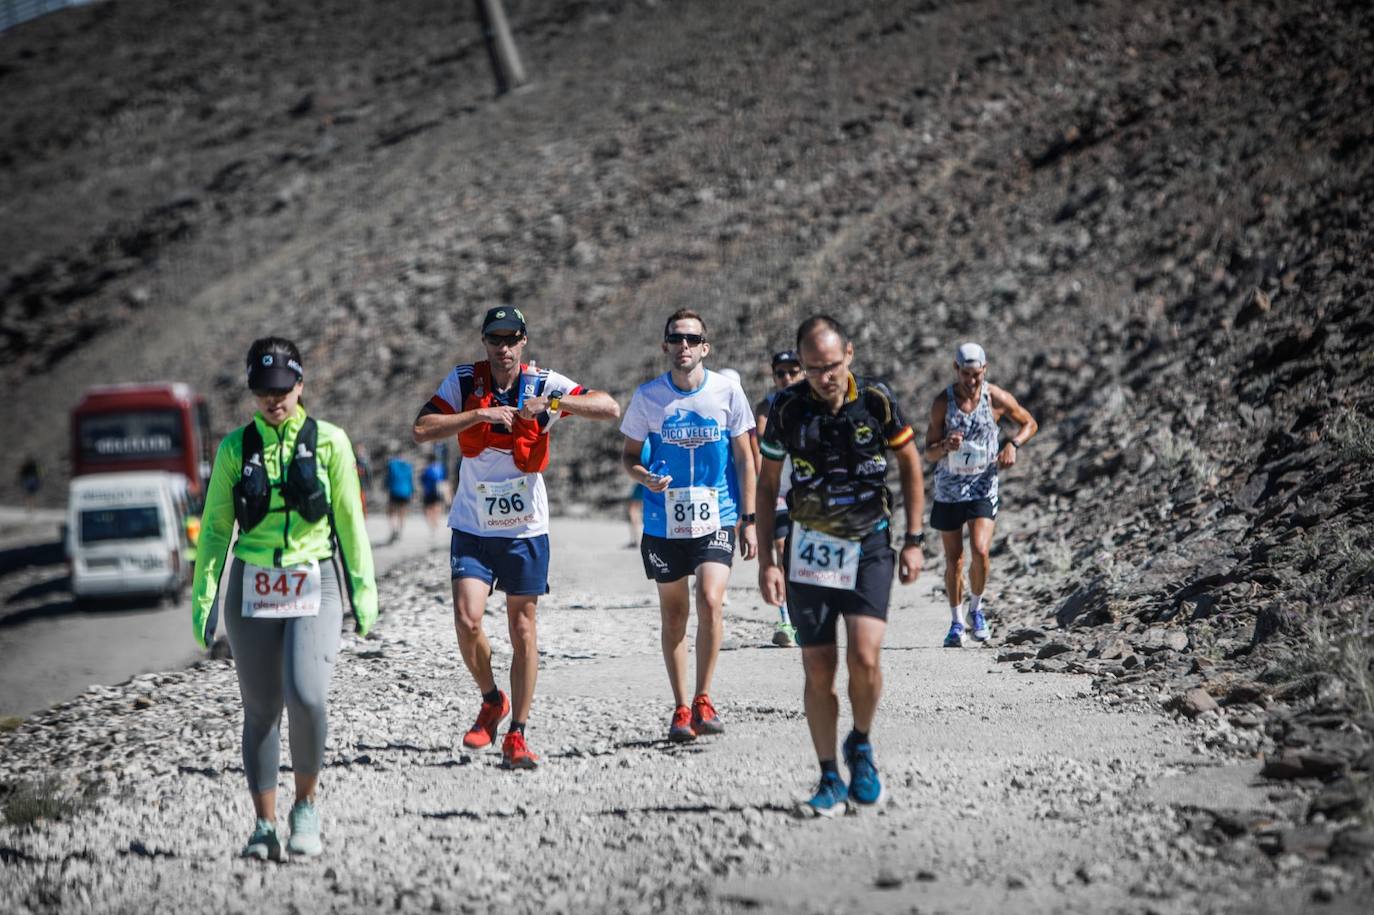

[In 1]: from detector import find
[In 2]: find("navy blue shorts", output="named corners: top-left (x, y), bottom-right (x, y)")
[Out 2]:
top-left (450, 530), bottom-right (550, 596)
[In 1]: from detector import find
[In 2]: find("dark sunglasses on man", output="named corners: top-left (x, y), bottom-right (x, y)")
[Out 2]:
top-left (664, 332), bottom-right (705, 346)
top-left (484, 333), bottom-right (525, 347)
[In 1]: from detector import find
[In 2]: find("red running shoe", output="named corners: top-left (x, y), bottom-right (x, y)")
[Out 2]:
top-left (501, 730), bottom-right (539, 769)
top-left (691, 694), bottom-right (724, 736)
top-left (668, 705), bottom-right (696, 742)
top-left (462, 690), bottom-right (510, 749)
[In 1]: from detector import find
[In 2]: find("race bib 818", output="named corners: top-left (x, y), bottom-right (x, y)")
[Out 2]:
top-left (665, 486), bottom-right (720, 539)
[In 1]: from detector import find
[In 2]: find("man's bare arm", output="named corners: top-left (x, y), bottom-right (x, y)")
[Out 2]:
top-left (924, 393), bottom-right (951, 462)
top-left (990, 385), bottom-right (1037, 445)
top-left (413, 402), bottom-right (509, 445)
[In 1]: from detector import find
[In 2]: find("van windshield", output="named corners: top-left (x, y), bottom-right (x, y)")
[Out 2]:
top-left (80, 507), bottom-right (162, 543)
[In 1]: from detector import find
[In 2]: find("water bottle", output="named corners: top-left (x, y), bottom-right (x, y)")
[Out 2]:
top-left (647, 459), bottom-right (671, 486)
top-left (517, 359), bottom-right (539, 409)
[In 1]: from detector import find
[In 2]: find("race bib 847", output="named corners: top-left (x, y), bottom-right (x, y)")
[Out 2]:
top-left (242, 559), bottom-right (322, 619)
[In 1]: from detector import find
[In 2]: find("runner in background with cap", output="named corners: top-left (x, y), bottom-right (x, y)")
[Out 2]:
top-left (413, 306), bottom-right (620, 769)
top-left (753, 350), bottom-right (804, 648)
top-left (925, 342), bottom-right (1037, 648)
top-left (621, 309), bottom-right (758, 743)
top-left (192, 336), bottom-right (377, 861)
top-left (757, 316), bottom-right (925, 817)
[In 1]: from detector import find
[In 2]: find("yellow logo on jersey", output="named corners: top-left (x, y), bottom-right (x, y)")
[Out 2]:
top-left (792, 458), bottom-right (817, 482)
top-left (853, 424), bottom-right (875, 445)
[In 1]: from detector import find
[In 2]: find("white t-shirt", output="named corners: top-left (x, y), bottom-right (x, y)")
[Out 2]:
top-left (428, 363), bottom-right (581, 538)
top-left (620, 370), bottom-right (755, 539)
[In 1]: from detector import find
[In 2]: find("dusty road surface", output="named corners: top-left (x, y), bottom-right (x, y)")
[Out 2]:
top-left (0, 510), bottom-right (444, 719)
top-left (0, 518), bottom-right (1304, 913)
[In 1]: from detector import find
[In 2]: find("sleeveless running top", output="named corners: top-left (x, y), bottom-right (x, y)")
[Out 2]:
top-left (933, 383), bottom-right (999, 503)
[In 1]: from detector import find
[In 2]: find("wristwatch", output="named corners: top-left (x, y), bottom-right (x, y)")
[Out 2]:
top-left (739, 513), bottom-right (757, 524)
top-left (903, 531), bottom-right (926, 548)
top-left (1006, 439), bottom-right (1019, 449)
top-left (548, 393), bottom-right (562, 413)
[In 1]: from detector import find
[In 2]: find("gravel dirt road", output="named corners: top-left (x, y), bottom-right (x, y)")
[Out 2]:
top-left (0, 516), bottom-right (1302, 914)
top-left (0, 509), bottom-right (445, 719)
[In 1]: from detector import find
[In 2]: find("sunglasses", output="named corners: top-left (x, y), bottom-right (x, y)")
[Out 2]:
top-left (252, 387), bottom-right (295, 398)
top-left (664, 333), bottom-right (705, 346)
top-left (484, 334), bottom-right (525, 347)
top-left (773, 366), bottom-right (802, 378)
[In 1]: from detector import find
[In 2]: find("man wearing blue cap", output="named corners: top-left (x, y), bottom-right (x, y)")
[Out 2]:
top-left (925, 343), bottom-right (1038, 648)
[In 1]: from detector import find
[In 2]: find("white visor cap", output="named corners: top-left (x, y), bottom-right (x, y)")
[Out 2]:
top-left (955, 342), bottom-right (987, 367)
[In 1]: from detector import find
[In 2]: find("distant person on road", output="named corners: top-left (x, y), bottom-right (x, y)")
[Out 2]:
top-left (413, 306), bottom-right (619, 769)
top-left (620, 309), bottom-right (757, 743)
top-left (420, 451), bottom-right (451, 537)
top-left (191, 337), bottom-right (377, 861)
top-left (756, 316), bottom-right (925, 817)
top-left (925, 342), bottom-right (1037, 648)
top-left (384, 450), bottom-right (415, 544)
top-left (18, 457), bottom-right (40, 510)
top-left (753, 350), bottom-right (805, 648)
top-left (624, 439), bottom-right (652, 548)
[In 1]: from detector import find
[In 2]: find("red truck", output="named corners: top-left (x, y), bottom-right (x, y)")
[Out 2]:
top-left (70, 383), bottom-right (214, 506)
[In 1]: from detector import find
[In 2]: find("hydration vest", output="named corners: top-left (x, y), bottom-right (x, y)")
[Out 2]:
top-left (457, 361), bottom-right (551, 473)
top-left (233, 416), bottom-right (329, 531)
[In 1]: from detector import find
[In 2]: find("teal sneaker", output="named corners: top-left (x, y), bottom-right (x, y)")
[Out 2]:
top-left (843, 732), bottom-right (884, 806)
top-left (798, 771), bottom-right (849, 818)
top-left (286, 800), bottom-right (323, 857)
top-left (241, 818), bottom-right (284, 861)
top-left (943, 622), bottom-right (964, 648)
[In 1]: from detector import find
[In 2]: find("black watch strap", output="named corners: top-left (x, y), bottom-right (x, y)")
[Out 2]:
top-left (903, 531), bottom-right (926, 547)
top-left (739, 513), bottom-right (756, 524)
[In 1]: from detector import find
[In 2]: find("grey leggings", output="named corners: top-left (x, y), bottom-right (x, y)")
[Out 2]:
top-left (223, 557), bottom-right (342, 794)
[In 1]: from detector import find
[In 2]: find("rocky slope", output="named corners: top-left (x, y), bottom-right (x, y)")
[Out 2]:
top-left (2, 0), bottom-right (1372, 901)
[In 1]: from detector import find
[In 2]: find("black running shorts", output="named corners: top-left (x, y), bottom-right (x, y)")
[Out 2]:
top-left (783, 527), bottom-right (894, 647)
top-left (929, 496), bottom-right (999, 532)
top-left (640, 528), bottom-right (736, 582)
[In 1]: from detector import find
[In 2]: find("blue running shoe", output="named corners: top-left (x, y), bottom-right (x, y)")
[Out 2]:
top-left (843, 732), bottom-right (884, 806)
top-left (943, 621), bottom-right (964, 648)
top-left (286, 800), bottom-right (322, 857)
top-left (799, 771), bottom-right (848, 818)
top-left (970, 610), bottom-right (990, 642)
top-left (241, 818), bottom-right (284, 861)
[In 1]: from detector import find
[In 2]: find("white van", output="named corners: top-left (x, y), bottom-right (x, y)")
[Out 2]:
top-left (67, 471), bottom-right (194, 600)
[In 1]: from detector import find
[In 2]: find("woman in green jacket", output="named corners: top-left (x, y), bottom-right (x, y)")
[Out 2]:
top-left (192, 337), bottom-right (377, 861)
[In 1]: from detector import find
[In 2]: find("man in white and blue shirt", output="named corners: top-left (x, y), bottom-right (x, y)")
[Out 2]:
top-left (621, 309), bottom-right (757, 743)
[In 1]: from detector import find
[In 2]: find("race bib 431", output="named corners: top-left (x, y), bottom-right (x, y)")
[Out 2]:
top-left (242, 559), bottom-right (322, 619)
top-left (789, 526), bottom-right (860, 590)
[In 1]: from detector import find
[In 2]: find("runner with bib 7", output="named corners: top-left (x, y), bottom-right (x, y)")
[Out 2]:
top-left (925, 342), bottom-right (1037, 648)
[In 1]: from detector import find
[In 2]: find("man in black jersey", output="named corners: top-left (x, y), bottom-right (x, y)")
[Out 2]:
top-left (756, 315), bottom-right (926, 817)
